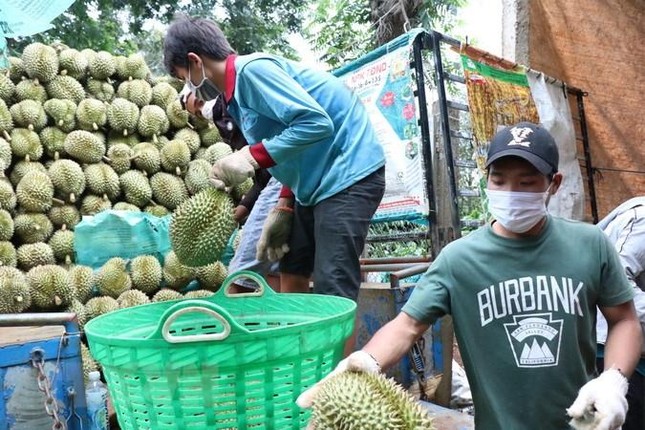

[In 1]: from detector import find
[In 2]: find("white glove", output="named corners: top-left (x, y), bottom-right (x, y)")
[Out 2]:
top-left (567, 368), bottom-right (629, 430)
top-left (209, 146), bottom-right (259, 190)
top-left (296, 351), bottom-right (381, 409)
top-left (256, 207), bottom-right (293, 262)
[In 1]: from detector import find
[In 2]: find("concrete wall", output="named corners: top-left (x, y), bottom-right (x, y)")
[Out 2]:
top-left (524, 0), bottom-right (645, 217)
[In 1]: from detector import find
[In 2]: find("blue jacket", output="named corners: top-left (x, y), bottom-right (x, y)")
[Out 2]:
top-left (224, 53), bottom-right (385, 206)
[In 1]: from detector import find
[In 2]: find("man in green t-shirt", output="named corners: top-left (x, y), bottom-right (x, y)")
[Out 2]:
top-left (298, 122), bottom-right (643, 430)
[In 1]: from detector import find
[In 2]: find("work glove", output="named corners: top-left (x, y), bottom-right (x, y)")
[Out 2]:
top-left (567, 368), bottom-right (629, 430)
top-left (209, 146), bottom-right (259, 190)
top-left (296, 351), bottom-right (381, 409)
top-left (256, 207), bottom-right (293, 262)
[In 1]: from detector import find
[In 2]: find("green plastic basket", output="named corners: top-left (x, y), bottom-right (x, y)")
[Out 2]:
top-left (84, 271), bottom-right (356, 430)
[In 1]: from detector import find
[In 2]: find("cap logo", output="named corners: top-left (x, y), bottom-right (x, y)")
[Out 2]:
top-left (507, 126), bottom-right (533, 147)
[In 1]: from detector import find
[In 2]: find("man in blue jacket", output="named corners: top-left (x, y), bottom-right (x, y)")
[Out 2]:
top-left (163, 15), bottom-right (386, 303)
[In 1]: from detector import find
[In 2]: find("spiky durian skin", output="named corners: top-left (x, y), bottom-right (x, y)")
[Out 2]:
top-left (17, 242), bottom-right (55, 271)
top-left (0, 267), bottom-right (31, 313)
top-left (58, 48), bottom-right (88, 80)
top-left (76, 98), bottom-right (108, 131)
top-left (0, 74), bottom-right (15, 103)
top-left (66, 299), bottom-right (87, 329)
top-left (130, 255), bottom-right (162, 294)
top-left (86, 78), bottom-right (115, 102)
top-left (184, 159), bottom-right (212, 195)
top-left (117, 79), bottom-right (153, 107)
top-left (64, 130), bottom-right (106, 164)
top-left (170, 189), bottom-right (236, 267)
top-left (201, 141), bottom-right (232, 164)
top-left (16, 171), bottom-right (54, 213)
top-left (0, 241), bottom-right (17, 267)
top-left (152, 288), bottom-right (183, 302)
top-left (151, 82), bottom-right (178, 110)
top-left (48, 229), bottom-right (75, 264)
top-left (184, 289), bottom-right (215, 299)
top-left (83, 162), bottom-right (120, 200)
top-left (40, 126), bottom-right (68, 159)
top-left (48, 159), bottom-right (86, 203)
top-left (69, 264), bottom-right (94, 304)
top-left (107, 98), bottom-right (139, 136)
top-left (0, 209), bottom-right (14, 241)
top-left (13, 213), bottom-right (53, 244)
top-left (196, 261), bottom-right (228, 291)
top-left (0, 179), bottom-right (16, 211)
top-left (106, 144), bottom-right (132, 174)
top-left (119, 170), bottom-right (152, 207)
top-left (162, 251), bottom-right (195, 290)
top-left (94, 257), bottom-right (131, 298)
top-left (113, 202), bottom-right (140, 212)
top-left (49, 204), bottom-right (81, 230)
top-left (85, 296), bottom-right (119, 321)
top-left (117, 289), bottom-right (150, 308)
top-left (311, 371), bottom-right (434, 430)
top-left (10, 128), bottom-right (43, 160)
top-left (199, 125), bottom-right (222, 147)
top-left (15, 79), bottom-right (48, 103)
top-left (21, 43), bottom-right (59, 83)
top-left (166, 99), bottom-right (189, 129)
top-left (174, 128), bottom-right (200, 154)
top-left (131, 142), bottom-right (161, 174)
top-left (160, 139), bottom-right (191, 175)
top-left (80, 343), bottom-right (98, 384)
top-left (43, 98), bottom-right (77, 132)
top-left (45, 75), bottom-right (85, 104)
top-left (80, 194), bottom-right (112, 216)
top-left (144, 204), bottom-right (170, 217)
top-left (88, 51), bottom-right (116, 80)
top-left (28, 264), bottom-right (74, 310)
top-left (150, 172), bottom-right (188, 210)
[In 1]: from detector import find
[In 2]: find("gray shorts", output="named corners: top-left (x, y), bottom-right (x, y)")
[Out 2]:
top-left (280, 167), bottom-right (385, 301)
top-left (228, 177), bottom-right (281, 284)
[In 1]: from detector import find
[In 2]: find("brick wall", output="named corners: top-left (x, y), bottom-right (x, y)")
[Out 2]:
top-left (527, 0), bottom-right (645, 217)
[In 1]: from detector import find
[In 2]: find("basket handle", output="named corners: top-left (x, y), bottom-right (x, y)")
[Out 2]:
top-left (215, 270), bottom-right (276, 298)
top-left (152, 300), bottom-right (248, 343)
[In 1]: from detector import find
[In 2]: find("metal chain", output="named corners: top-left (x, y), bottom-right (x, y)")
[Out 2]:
top-left (31, 349), bottom-right (67, 430)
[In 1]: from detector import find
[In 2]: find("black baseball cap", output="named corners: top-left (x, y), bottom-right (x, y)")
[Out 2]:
top-left (485, 122), bottom-right (559, 176)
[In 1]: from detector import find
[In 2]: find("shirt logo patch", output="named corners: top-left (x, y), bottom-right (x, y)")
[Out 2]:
top-left (504, 313), bottom-right (563, 368)
top-left (507, 126), bottom-right (533, 147)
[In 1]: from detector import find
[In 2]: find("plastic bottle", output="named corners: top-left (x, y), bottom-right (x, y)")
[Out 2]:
top-left (86, 371), bottom-right (109, 430)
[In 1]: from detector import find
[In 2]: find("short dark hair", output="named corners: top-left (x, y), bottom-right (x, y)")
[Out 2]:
top-left (163, 14), bottom-right (236, 77)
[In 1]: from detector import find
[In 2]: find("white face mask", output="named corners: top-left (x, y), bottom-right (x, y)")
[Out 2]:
top-left (486, 188), bottom-right (550, 233)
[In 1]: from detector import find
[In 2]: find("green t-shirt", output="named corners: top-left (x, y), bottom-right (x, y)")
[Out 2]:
top-left (402, 216), bottom-right (634, 430)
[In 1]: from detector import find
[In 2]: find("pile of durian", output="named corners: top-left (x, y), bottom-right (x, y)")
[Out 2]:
top-left (0, 42), bottom-right (247, 325)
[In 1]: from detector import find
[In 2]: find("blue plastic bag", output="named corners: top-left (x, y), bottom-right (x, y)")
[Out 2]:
top-left (74, 210), bottom-right (172, 269)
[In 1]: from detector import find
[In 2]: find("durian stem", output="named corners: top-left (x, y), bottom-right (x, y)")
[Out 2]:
top-left (153, 134), bottom-right (158, 144)
top-left (93, 123), bottom-right (98, 131)
top-left (28, 124), bottom-right (34, 131)
top-left (25, 155), bottom-right (31, 163)
top-left (54, 151), bottom-right (60, 161)
top-left (102, 156), bottom-right (111, 163)
top-left (187, 122), bottom-right (194, 130)
top-left (175, 166), bottom-right (181, 176)
top-left (65, 255), bottom-right (72, 265)
top-left (60, 69), bottom-right (68, 76)
top-left (54, 296), bottom-right (63, 306)
top-left (34, 78), bottom-right (39, 85)
top-left (123, 129), bottom-right (128, 137)
top-left (70, 193), bottom-right (76, 203)
top-left (52, 197), bottom-right (66, 206)
top-left (58, 119), bottom-right (64, 127)
top-left (61, 224), bottom-right (68, 231)
top-left (2, 130), bottom-right (10, 141)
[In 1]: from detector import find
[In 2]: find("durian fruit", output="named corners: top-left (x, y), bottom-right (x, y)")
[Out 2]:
top-left (117, 79), bottom-right (152, 107)
top-left (201, 141), bottom-right (232, 164)
top-left (85, 296), bottom-right (119, 320)
top-left (15, 79), bottom-right (48, 103)
top-left (0, 209), bottom-right (14, 241)
top-left (49, 204), bottom-right (81, 230)
top-left (152, 288), bottom-right (183, 302)
top-left (233, 227), bottom-right (243, 251)
top-left (150, 172), bottom-right (188, 210)
top-left (83, 162), bottom-right (121, 201)
top-left (17, 242), bottom-right (56, 271)
top-left (10, 160), bottom-right (47, 186)
top-left (199, 125), bottom-right (222, 148)
top-left (21, 43), bottom-right (59, 83)
top-left (310, 371), bottom-right (434, 430)
top-left (131, 142), bottom-right (161, 175)
top-left (16, 171), bottom-right (57, 212)
top-left (13, 213), bottom-right (53, 244)
top-left (150, 135), bottom-right (169, 151)
top-left (85, 78), bottom-right (115, 102)
top-left (28, 264), bottom-right (74, 310)
top-left (116, 53), bottom-right (149, 81)
top-left (88, 51), bottom-right (116, 80)
top-left (0, 178), bottom-right (16, 211)
top-left (144, 204), bottom-right (170, 217)
top-left (0, 267), bottom-right (31, 312)
top-left (107, 98), bottom-right (139, 136)
top-left (113, 202), bottom-right (140, 212)
top-left (40, 126), bottom-right (68, 159)
top-left (43, 99), bottom-right (77, 132)
top-left (10, 100), bottom-right (47, 132)
top-left (64, 130), bottom-right (106, 164)
top-left (45, 75), bottom-right (85, 104)
top-left (170, 189), bottom-right (236, 267)
top-left (107, 130), bottom-right (139, 149)
top-left (137, 105), bottom-right (169, 143)
top-left (151, 82), bottom-right (178, 110)
top-left (94, 257), bottom-right (131, 298)
top-left (0, 74), bottom-right (15, 103)
top-left (106, 143), bottom-right (134, 175)
top-left (10, 128), bottom-right (43, 161)
top-left (80, 49), bottom-right (97, 64)
top-left (7, 56), bottom-right (25, 83)
top-left (58, 48), bottom-right (89, 80)
top-left (174, 128), bottom-right (201, 154)
top-left (196, 261), bottom-right (228, 291)
top-left (190, 115), bottom-right (211, 131)
top-left (66, 299), bottom-right (87, 329)
top-left (166, 99), bottom-right (190, 129)
top-left (160, 139), bottom-right (191, 175)
top-left (116, 289), bottom-right (150, 309)
top-left (184, 289), bottom-right (215, 299)
top-left (162, 251), bottom-right (195, 290)
top-left (0, 99), bottom-right (14, 141)
top-left (119, 170), bottom-right (152, 207)
top-left (184, 159), bottom-right (212, 195)
top-left (69, 265), bottom-right (94, 304)
top-left (76, 99), bottom-right (108, 131)
top-left (48, 159), bottom-right (86, 203)
top-left (80, 343), bottom-right (99, 383)
top-left (232, 177), bottom-right (254, 202)
top-left (0, 241), bottom-right (17, 267)
top-left (130, 255), bottom-right (162, 294)
top-left (48, 229), bottom-right (75, 264)
top-left (0, 137), bottom-right (11, 174)
top-left (80, 194), bottom-right (112, 216)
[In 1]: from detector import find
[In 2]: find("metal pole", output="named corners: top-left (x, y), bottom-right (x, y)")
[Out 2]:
top-left (574, 90), bottom-right (599, 223)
